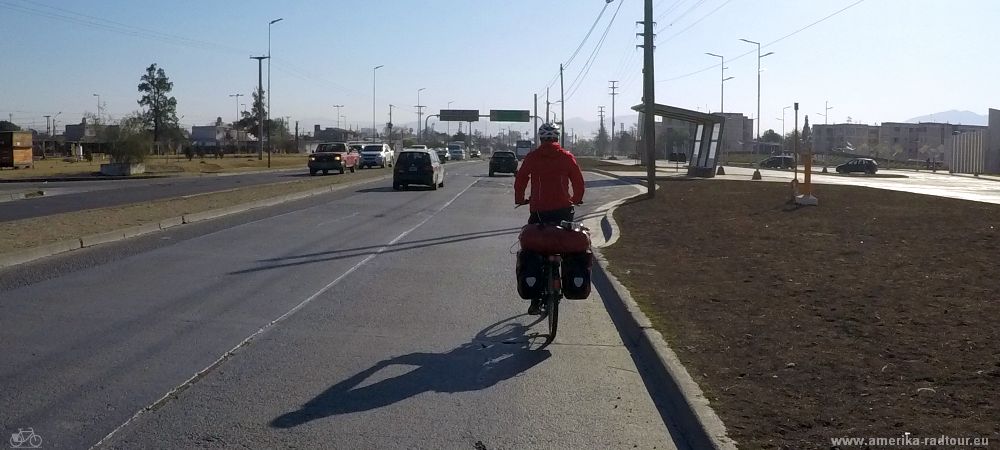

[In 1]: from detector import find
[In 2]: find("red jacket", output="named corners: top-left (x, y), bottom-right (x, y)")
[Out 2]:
top-left (514, 142), bottom-right (585, 212)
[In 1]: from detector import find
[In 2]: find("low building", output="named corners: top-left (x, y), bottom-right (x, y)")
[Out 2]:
top-left (313, 125), bottom-right (359, 142)
top-left (715, 113), bottom-right (753, 154)
top-left (812, 123), bottom-right (880, 154)
top-left (63, 117), bottom-right (120, 154)
top-left (191, 117), bottom-right (248, 148)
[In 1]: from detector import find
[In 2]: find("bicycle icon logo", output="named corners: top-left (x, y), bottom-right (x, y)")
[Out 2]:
top-left (9, 428), bottom-right (42, 448)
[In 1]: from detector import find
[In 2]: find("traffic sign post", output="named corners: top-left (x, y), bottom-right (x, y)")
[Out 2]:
top-left (489, 110), bottom-right (531, 122)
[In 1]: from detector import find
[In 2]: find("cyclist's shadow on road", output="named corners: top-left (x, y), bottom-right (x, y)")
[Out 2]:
top-left (270, 315), bottom-right (550, 429)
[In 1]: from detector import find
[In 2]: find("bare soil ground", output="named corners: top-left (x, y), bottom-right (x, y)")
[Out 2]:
top-left (602, 179), bottom-right (1000, 449)
top-left (0, 168), bottom-right (388, 252)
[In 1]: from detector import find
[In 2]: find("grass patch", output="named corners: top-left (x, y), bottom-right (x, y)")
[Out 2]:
top-left (602, 180), bottom-right (1000, 448)
top-left (0, 154), bottom-right (308, 179)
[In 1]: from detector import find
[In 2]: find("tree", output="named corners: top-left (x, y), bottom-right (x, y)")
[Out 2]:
top-left (104, 111), bottom-right (152, 164)
top-left (137, 63), bottom-right (179, 143)
top-left (0, 121), bottom-right (20, 132)
top-left (761, 129), bottom-right (783, 143)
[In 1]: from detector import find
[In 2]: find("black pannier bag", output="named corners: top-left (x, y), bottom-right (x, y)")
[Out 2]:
top-left (560, 251), bottom-right (593, 300)
top-left (516, 250), bottom-right (545, 300)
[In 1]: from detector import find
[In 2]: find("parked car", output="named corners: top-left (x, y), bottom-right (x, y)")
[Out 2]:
top-left (468, 148), bottom-right (481, 158)
top-left (393, 148), bottom-right (445, 190)
top-left (435, 147), bottom-right (450, 162)
top-left (448, 144), bottom-right (466, 161)
top-left (489, 151), bottom-right (518, 176)
top-left (361, 143), bottom-right (394, 169)
top-left (836, 158), bottom-right (878, 174)
top-left (308, 142), bottom-right (359, 175)
top-left (759, 155), bottom-right (796, 169)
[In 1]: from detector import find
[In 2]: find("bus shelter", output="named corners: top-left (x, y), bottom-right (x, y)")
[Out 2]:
top-left (632, 103), bottom-right (725, 178)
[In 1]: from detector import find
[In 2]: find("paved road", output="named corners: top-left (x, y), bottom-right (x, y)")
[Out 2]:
top-left (0, 161), bottom-right (684, 449)
top-left (602, 159), bottom-right (1000, 204)
top-left (0, 167), bottom-right (322, 222)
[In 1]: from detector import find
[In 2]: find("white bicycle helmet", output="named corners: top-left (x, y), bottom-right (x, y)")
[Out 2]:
top-left (538, 123), bottom-right (560, 140)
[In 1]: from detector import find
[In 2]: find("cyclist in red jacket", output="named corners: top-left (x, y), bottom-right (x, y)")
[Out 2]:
top-left (514, 123), bottom-right (585, 314)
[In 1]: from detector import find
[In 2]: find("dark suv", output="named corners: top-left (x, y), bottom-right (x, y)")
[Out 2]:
top-left (489, 151), bottom-right (518, 177)
top-left (394, 149), bottom-right (444, 190)
top-left (836, 158), bottom-right (878, 174)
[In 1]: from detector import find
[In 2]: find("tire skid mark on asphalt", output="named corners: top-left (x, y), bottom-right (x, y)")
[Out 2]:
top-left (89, 178), bottom-right (479, 450)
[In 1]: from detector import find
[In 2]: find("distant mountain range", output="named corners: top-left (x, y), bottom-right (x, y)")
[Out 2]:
top-left (905, 110), bottom-right (987, 125)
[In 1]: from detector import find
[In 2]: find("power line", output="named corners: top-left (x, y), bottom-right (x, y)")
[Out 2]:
top-left (563, 1), bottom-right (612, 69)
top-left (656, 0), bottom-right (734, 45)
top-left (565, 0), bottom-right (627, 100)
top-left (656, 0), bottom-right (706, 33)
top-left (656, 0), bottom-right (867, 83)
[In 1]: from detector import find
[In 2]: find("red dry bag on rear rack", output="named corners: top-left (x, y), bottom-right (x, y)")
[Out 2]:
top-left (518, 224), bottom-right (591, 254)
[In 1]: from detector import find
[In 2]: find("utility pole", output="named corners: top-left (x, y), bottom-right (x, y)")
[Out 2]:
top-left (333, 105), bottom-right (344, 129)
top-left (533, 94), bottom-right (539, 146)
top-left (43, 115), bottom-right (51, 136)
top-left (294, 120), bottom-right (299, 153)
top-left (388, 104), bottom-right (395, 144)
top-left (609, 80), bottom-right (618, 156)
top-left (545, 88), bottom-right (550, 122)
top-left (416, 87), bottom-right (426, 143)
top-left (559, 64), bottom-right (566, 147)
top-left (598, 106), bottom-right (606, 157)
top-left (641, 0), bottom-right (656, 196)
top-left (251, 56), bottom-right (269, 161)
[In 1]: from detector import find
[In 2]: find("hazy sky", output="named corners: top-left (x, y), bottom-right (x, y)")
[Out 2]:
top-left (3, 0), bottom-right (998, 136)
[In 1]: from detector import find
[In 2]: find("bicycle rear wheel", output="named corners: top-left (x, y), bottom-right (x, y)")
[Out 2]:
top-left (546, 291), bottom-right (559, 341)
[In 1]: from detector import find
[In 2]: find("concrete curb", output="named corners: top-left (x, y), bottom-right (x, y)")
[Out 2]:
top-left (0, 239), bottom-right (83, 269)
top-left (586, 173), bottom-right (737, 450)
top-left (0, 174), bottom-right (393, 269)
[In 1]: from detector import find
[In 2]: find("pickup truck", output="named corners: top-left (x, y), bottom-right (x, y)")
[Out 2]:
top-left (361, 143), bottom-right (394, 169)
top-left (309, 142), bottom-right (359, 175)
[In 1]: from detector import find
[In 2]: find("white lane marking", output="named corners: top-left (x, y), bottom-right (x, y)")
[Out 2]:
top-left (90, 179), bottom-right (478, 449)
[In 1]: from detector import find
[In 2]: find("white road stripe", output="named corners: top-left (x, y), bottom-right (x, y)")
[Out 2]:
top-left (90, 179), bottom-right (479, 449)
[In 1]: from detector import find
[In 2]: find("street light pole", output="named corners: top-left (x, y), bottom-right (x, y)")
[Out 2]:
top-left (821, 100), bottom-right (833, 125)
top-left (705, 53), bottom-right (734, 113)
top-left (230, 93), bottom-right (243, 153)
top-left (92, 93), bottom-right (101, 121)
top-left (251, 56), bottom-right (269, 161)
top-left (388, 104), bottom-right (395, 144)
top-left (267, 18), bottom-right (283, 156)
top-left (372, 65), bottom-right (383, 141)
top-left (781, 105), bottom-right (792, 153)
top-left (739, 38), bottom-right (774, 140)
top-left (333, 105), bottom-right (344, 129)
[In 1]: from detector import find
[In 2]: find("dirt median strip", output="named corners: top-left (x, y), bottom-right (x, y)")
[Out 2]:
top-left (0, 169), bottom-right (391, 258)
top-left (602, 179), bottom-right (1000, 449)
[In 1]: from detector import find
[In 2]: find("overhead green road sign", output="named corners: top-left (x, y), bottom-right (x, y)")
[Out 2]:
top-left (490, 110), bottom-right (531, 122)
top-left (440, 109), bottom-right (480, 122)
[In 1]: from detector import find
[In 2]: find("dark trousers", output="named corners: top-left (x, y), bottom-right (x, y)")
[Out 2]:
top-left (528, 206), bottom-right (575, 225)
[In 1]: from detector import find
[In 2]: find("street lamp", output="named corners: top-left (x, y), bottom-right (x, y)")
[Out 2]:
top-left (372, 65), bottom-right (383, 141)
top-left (92, 93), bottom-right (101, 120)
top-left (739, 38), bottom-right (774, 140)
top-left (416, 87), bottom-right (426, 142)
top-left (705, 53), bottom-right (733, 113)
top-left (819, 101), bottom-right (834, 125)
top-left (780, 105), bottom-right (792, 153)
top-left (267, 18), bottom-right (283, 153)
top-left (230, 93), bottom-right (243, 153)
top-left (333, 104), bottom-right (344, 128)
